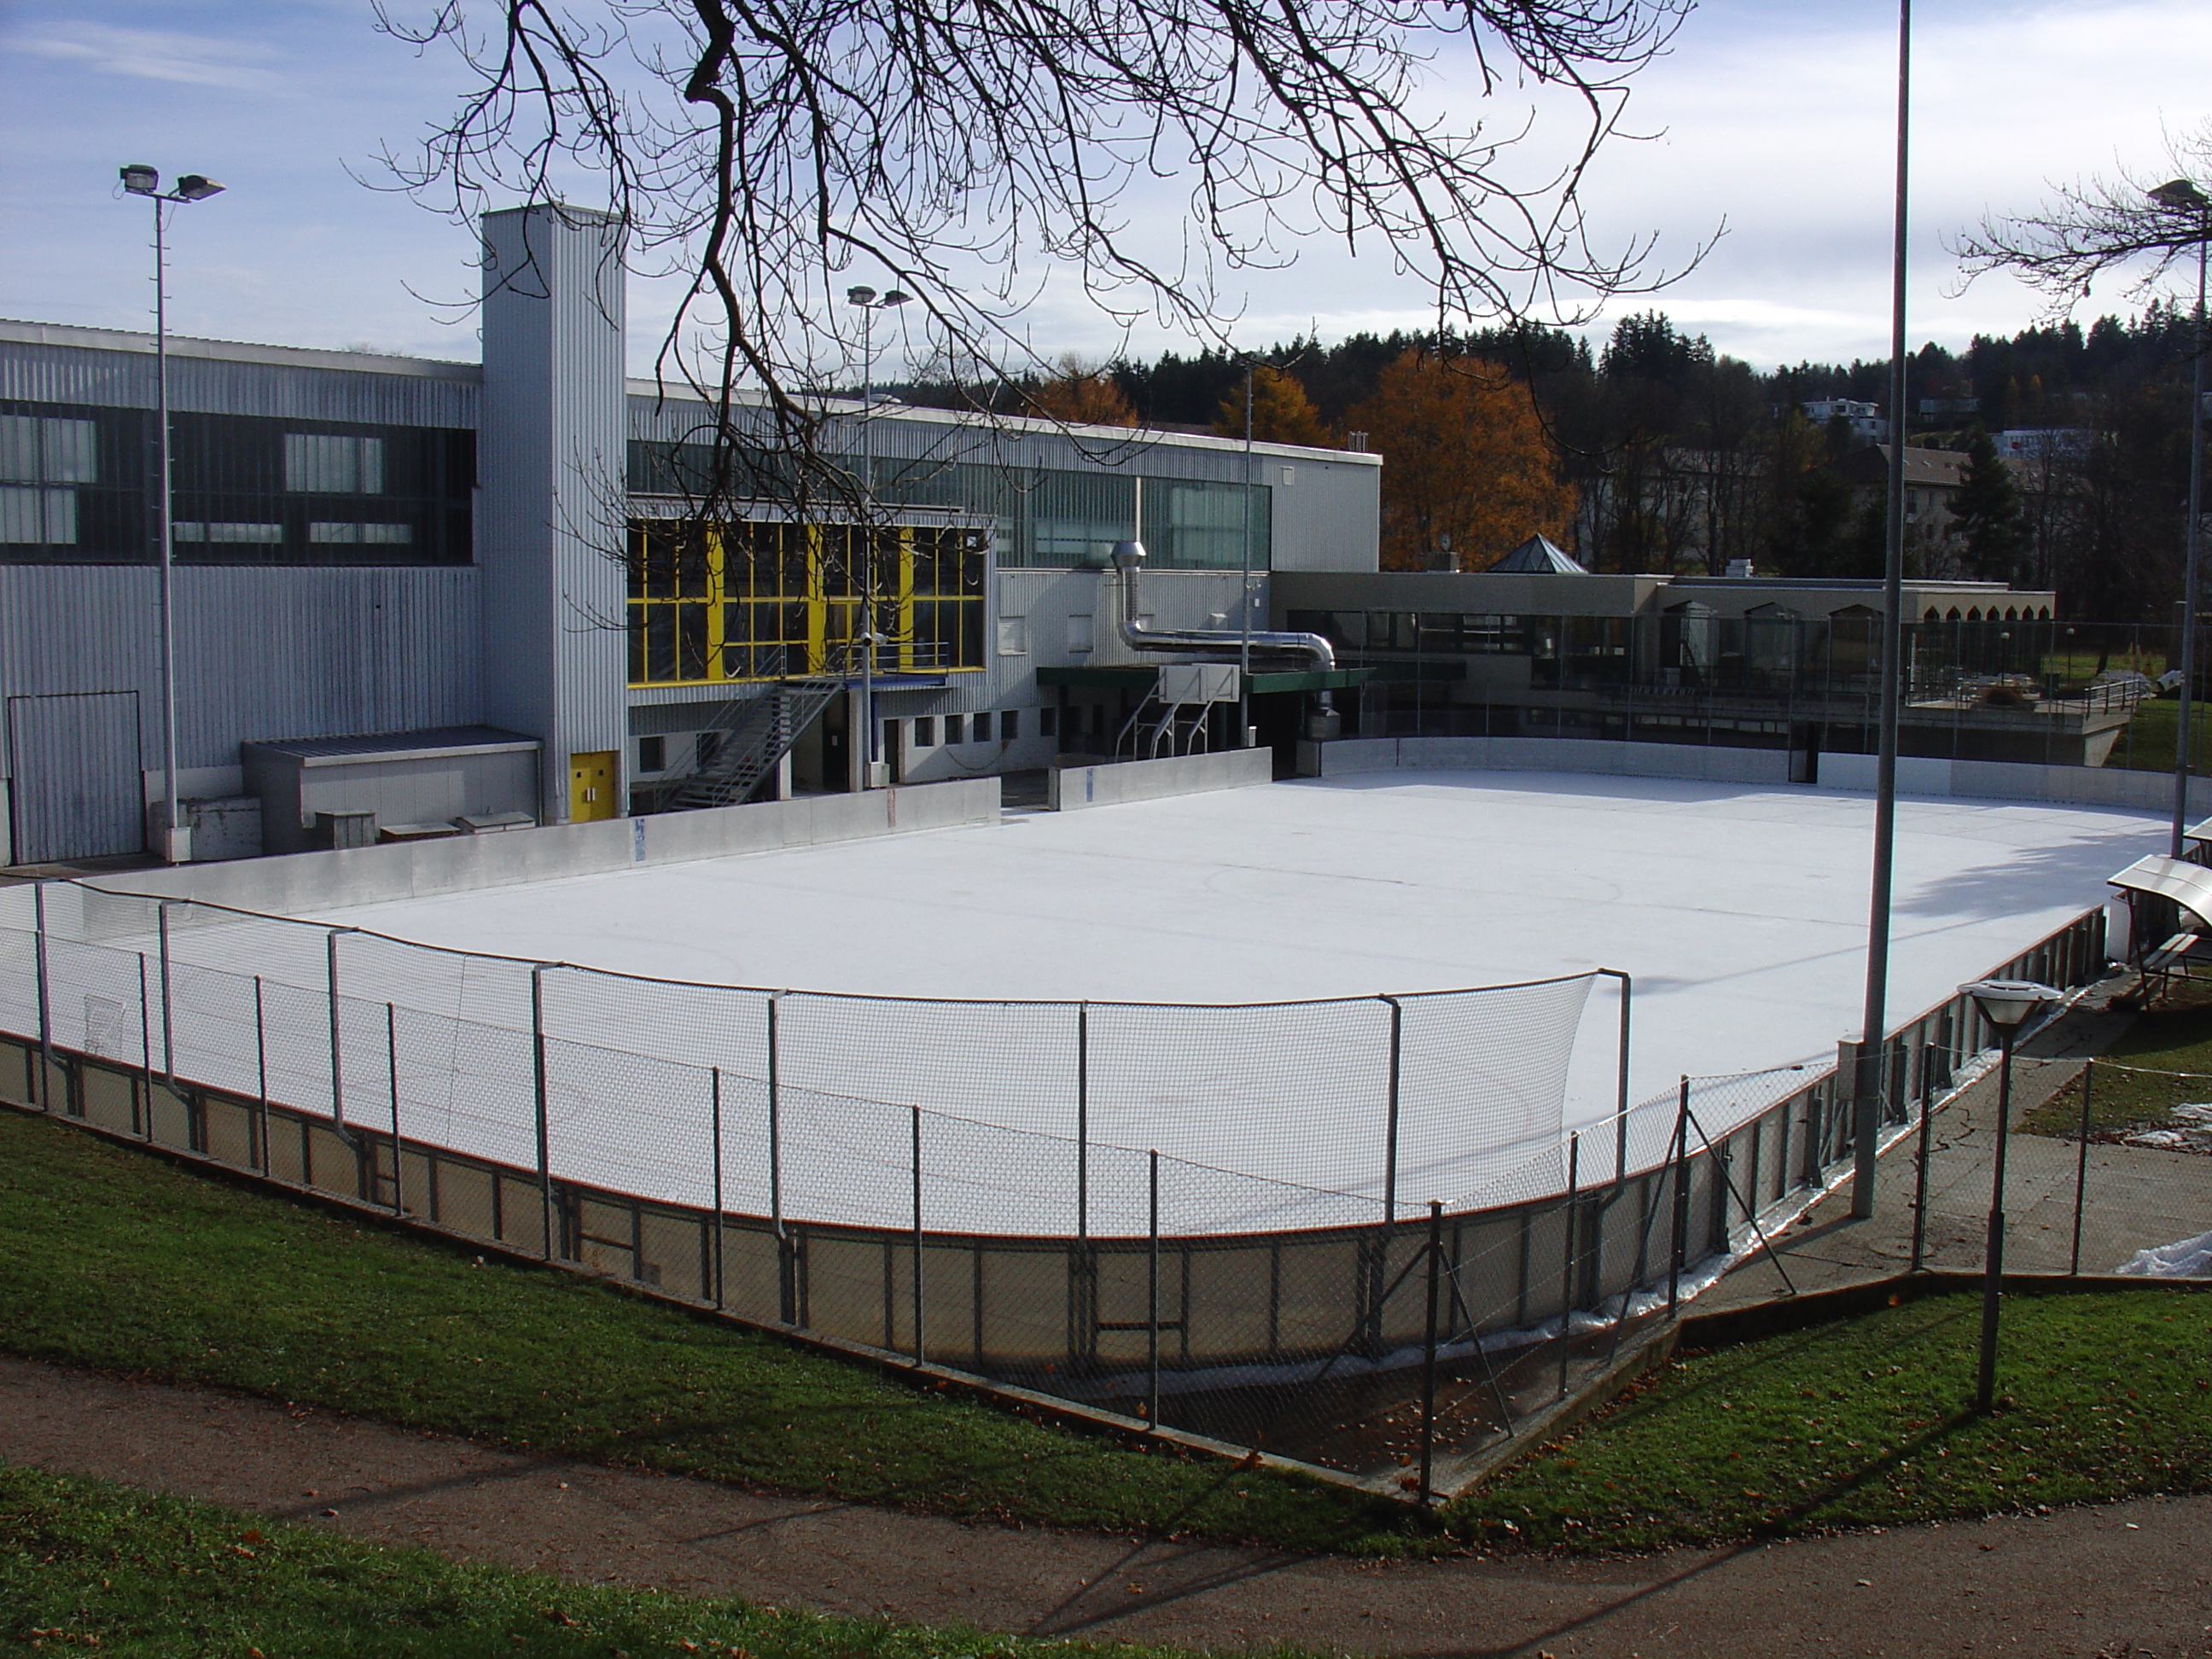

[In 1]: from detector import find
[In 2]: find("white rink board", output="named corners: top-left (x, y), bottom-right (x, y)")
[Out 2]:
top-left (301, 772), bottom-right (2150, 1166)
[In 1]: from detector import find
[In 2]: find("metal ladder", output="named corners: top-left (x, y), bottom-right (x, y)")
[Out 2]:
top-left (1114, 678), bottom-right (1213, 761)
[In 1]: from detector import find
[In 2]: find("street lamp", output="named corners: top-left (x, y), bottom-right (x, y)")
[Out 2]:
top-left (2151, 178), bottom-right (2209, 858)
top-left (119, 163), bottom-right (226, 864)
top-left (1959, 977), bottom-right (2059, 1414)
top-left (846, 285), bottom-right (908, 789)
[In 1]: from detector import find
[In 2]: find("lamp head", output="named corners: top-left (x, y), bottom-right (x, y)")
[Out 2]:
top-left (1960, 978), bottom-right (2060, 1029)
top-left (119, 164), bottom-right (160, 196)
top-left (173, 175), bottom-right (225, 202)
top-left (846, 284), bottom-right (877, 307)
top-left (2151, 178), bottom-right (2209, 214)
top-left (881, 289), bottom-right (910, 307)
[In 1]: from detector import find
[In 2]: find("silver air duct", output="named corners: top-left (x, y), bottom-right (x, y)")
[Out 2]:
top-left (1110, 541), bottom-right (1334, 672)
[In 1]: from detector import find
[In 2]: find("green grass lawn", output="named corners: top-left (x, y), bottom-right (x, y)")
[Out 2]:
top-left (2103, 696), bottom-right (2212, 774)
top-left (0, 1464), bottom-right (1238, 1659)
top-left (0, 1106), bottom-right (1409, 1555)
top-left (1450, 1288), bottom-right (2212, 1553)
top-left (2023, 986), bottom-right (2212, 1136)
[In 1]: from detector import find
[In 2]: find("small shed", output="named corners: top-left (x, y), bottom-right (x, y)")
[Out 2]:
top-left (242, 726), bottom-right (541, 855)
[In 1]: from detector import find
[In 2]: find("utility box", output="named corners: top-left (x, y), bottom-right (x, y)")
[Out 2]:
top-left (243, 726), bottom-right (542, 856)
top-left (1158, 663), bottom-right (1239, 704)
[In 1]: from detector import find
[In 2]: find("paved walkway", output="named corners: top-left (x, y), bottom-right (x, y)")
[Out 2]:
top-left (1699, 991), bottom-right (2212, 1311)
top-left (4, 1353), bottom-right (2209, 1658)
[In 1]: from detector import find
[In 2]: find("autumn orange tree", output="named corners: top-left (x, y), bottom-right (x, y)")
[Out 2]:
top-left (1211, 364), bottom-right (1330, 446)
top-left (1345, 349), bottom-right (1576, 571)
top-left (1029, 358), bottom-right (1138, 427)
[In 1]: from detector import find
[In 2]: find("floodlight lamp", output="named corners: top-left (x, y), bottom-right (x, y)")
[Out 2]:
top-left (119, 164), bottom-right (160, 195)
top-left (173, 175), bottom-right (225, 201)
top-left (881, 289), bottom-right (910, 307)
top-left (2151, 178), bottom-right (2209, 214)
top-left (1960, 979), bottom-right (2060, 1029)
top-left (847, 285), bottom-right (877, 307)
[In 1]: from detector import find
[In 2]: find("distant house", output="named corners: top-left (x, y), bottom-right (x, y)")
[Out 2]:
top-left (1995, 428), bottom-right (2093, 462)
top-left (1802, 399), bottom-right (1887, 444)
top-left (1836, 444), bottom-right (1965, 538)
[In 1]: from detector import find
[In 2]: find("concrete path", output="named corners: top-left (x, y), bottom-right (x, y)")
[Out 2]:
top-left (4, 1353), bottom-right (2209, 1658)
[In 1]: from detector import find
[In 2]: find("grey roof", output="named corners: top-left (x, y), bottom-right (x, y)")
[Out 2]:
top-left (1488, 535), bottom-right (1588, 575)
top-left (242, 725), bottom-right (538, 761)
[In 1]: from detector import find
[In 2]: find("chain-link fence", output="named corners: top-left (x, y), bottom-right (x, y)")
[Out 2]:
top-left (0, 876), bottom-right (2110, 1498)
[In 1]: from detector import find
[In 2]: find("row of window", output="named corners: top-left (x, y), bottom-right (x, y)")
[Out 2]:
top-left (629, 441), bottom-right (1272, 571)
top-left (0, 401), bottom-right (474, 564)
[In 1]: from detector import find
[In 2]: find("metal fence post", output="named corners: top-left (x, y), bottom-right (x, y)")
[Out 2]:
top-left (711, 1066), bottom-right (726, 1310)
top-left (2070, 1057), bottom-right (2093, 1277)
top-left (385, 1003), bottom-right (403, 1214)
top-left (1557, 1131), bottom-right (1580, 1401)
top-left (1146, 1147), bottom-right (1161, 1431)
top-left (1076, 1000), bottom-right (1089, 1244)
top-left (532, 965), bottom-right (553, 1260)
top-left (1910, 1041), bottom-right (1935, 1272)
top-left (158, 901), bottom-right (176, 1086)
top-left (1417, 1198), bottom-right (1442, 1505)
top-left (911, 1102), bottom-right (925, 1365)
top-left (1381, 995), bottom-right (1402, 1222)
top-left (137, 953), bottom-right (153, 1137)
top-left (326, 928), bottom-right (345, 1125)
top-left (32, 883), bottom-right (52, 1108)
top-left (769, 992), bottom-right (793, 1324)
top-left (253, 974), bottom-right (268, 1170)
top-left (1608, 969), bottom-right (1633, 1182)
top-left (1667, 1078), bottom-right (1691, 1314)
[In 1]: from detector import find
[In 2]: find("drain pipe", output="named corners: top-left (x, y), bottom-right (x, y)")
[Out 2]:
top-left (1111, 540), bottom-right (1334, 672)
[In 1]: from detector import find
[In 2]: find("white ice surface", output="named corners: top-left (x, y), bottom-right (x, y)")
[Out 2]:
top-left (263, 771), bottom-right (2156, 1228)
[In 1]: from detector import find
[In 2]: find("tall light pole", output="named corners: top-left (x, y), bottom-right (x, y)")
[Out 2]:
top-left (1960, 979), bottom-right (2058, 1414)
top-left (846, 285), bottom-right (907, 790)
top-left (2151, 178), bottom-right (2209, 857)
top-left (1239, 360), bottom-right (1254, 748)
top-left (119, 163), bottom-right (225, 864)
top-left (1852, 0), bottom-right (1910, 1216)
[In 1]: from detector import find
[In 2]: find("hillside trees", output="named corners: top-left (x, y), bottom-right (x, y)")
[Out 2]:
top-left (1212, 365), bottom-right (1331, 445)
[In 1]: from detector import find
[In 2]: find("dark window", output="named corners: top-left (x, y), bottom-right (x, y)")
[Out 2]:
top-left (637, 736), bottom-right (667, 772)
top-left (1002, 709), bottom-right (1020, 741)
top-left (1039, 706), bottom-right (1057, 738)
top-left (945, 713), bottom-right (965, 745)
top-left (914, 716), bottom-right (936, 745)
top-left (696, 730), bottom-right (721, 769)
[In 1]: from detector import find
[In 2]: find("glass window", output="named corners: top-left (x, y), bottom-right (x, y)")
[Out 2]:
top-left (1039, 706), bottom-right (1057, 738)
top-left (1002, 709), bottom-right (1020, 741)
top-left (946, 713), bottom-right (965, 745)
top-left (637, 736), bottom-right (667, 772)
top-left (914, 716), bottom-right (936, 746)
top-left (284, 433), bottom-right (385, 494)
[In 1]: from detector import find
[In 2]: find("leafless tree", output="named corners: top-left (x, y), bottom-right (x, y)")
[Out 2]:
top-left (376, 0), bottom-right (1696, 536)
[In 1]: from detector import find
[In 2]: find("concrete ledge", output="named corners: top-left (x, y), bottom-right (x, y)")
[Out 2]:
top-left (1816, 752), bottom-right (2209, 814)
top-left (1047, 747), bottom-right (1273, 811)
top-left (84, 778), bottom-right (1002, 916)
top-left (1306, 736), bottom-right (1792, 786)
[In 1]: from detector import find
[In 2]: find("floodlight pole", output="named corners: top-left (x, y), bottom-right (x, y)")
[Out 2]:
top-left (1853, 0), bottom-right (1911, 1220)
top-left (2173, 211), bottom-right (2208, 856)
top-left (845, 286), bottom-right (906, 788)
top-left (1240, 361), bottom-right (1254, 747)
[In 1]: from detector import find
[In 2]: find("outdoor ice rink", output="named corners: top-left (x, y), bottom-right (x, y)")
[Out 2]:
top-left (312, 769), bottom-right (2155, 1134)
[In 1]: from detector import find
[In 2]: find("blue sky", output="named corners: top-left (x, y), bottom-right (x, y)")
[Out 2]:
top-left (3, 0), bottom-right (2207, 375)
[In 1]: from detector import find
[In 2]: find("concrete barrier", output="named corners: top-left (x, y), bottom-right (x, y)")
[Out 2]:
top-left (1304, 736), bottom-right (1793, 786)
top-left (1816, 752), bottom-right (2207, 815)
top-left (1047, 747), bottom-right (1273, 810)
top-left (89, 778), bottom-right (1003, 916)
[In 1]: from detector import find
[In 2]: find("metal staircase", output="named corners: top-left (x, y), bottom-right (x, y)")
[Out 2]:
top-left (1114, 674), bottom-right (1214, 761)
top-left (667, 665), bottom-right (848, 811)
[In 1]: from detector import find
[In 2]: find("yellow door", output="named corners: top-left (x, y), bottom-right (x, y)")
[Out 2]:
top-left (568, 751), bottom-right (618, 823)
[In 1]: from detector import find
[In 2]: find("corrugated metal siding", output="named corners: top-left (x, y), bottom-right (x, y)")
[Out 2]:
top-left (5, 690), bottom-right (143, 860)
top-left (480, 207), bottom-right (628, 821)
top-left (1269, 454), bottom-right (1380, 572)
top-left (1, 341), bottom-right (479, 428)
top-left (0, 566), bottom-right (480, 775)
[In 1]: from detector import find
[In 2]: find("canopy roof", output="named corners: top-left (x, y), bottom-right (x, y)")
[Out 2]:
top-left (1487, 534), bottom-right (1588, 575)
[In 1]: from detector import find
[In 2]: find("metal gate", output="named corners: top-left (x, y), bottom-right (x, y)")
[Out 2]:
top-left (4, 690), bottom-right (143, 864)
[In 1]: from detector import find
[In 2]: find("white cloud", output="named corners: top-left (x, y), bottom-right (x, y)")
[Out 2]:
top-left (9, 22), bottom-right (285, 90)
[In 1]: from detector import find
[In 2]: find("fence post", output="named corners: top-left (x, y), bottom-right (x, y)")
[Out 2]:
top-left (137, 953), bottom-right (153, 1137)
top-left (253, 974), bottom-right (268, 1171)
top-left (910, 1102), bottom-right (925, 1365)
top-left (769, 992), bottom-right (793, 1324)
top-left (711, 1066), bottom-right (726, 1310)
top-left (1417, 1198), bottom-right (1442, 1505)
top-left (1911, 1041), bottom-right (1935, 1272)
top-left (532, 966), bottom-right (553, 1260)
top-left (385, 1003), bottom-right (403, 1215)
top-left (1610, 970), bottom-right (1633, 1182)
top-left (1146, 1147), bottom-right (1161, 1431)
top-left (1381, 995), bottom-right (1402, 1222)
top-left (2070, 1057), bottom-right (2093, 1278)
top-left (1557, 1131), bottom-right (1580, 1401)
top-left (1076, 1001), bottom-right (1089, 1244)
top-left (32, 883), bottom-right (52, 1108)
top-left (325, 928), bottom-right (345, 1125)
top-left (158, 901), bottom-right (176, 1087)
top-left (1667, 1078), bottom-right (1691, 1314)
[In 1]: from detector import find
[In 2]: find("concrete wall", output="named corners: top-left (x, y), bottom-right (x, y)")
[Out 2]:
top-left (90, 777), bottom-right (1001, 916)
top-left (1306, 736), bottom-right (1794, 785)
top-left (1816, 752), bottom-right (2210, 815)
top-left (1047, 747), bottom-right (1272, 810)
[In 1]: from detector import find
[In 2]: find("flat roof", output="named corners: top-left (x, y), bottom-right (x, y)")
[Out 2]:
top-left (242, 726), bottom-right (538, 765)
